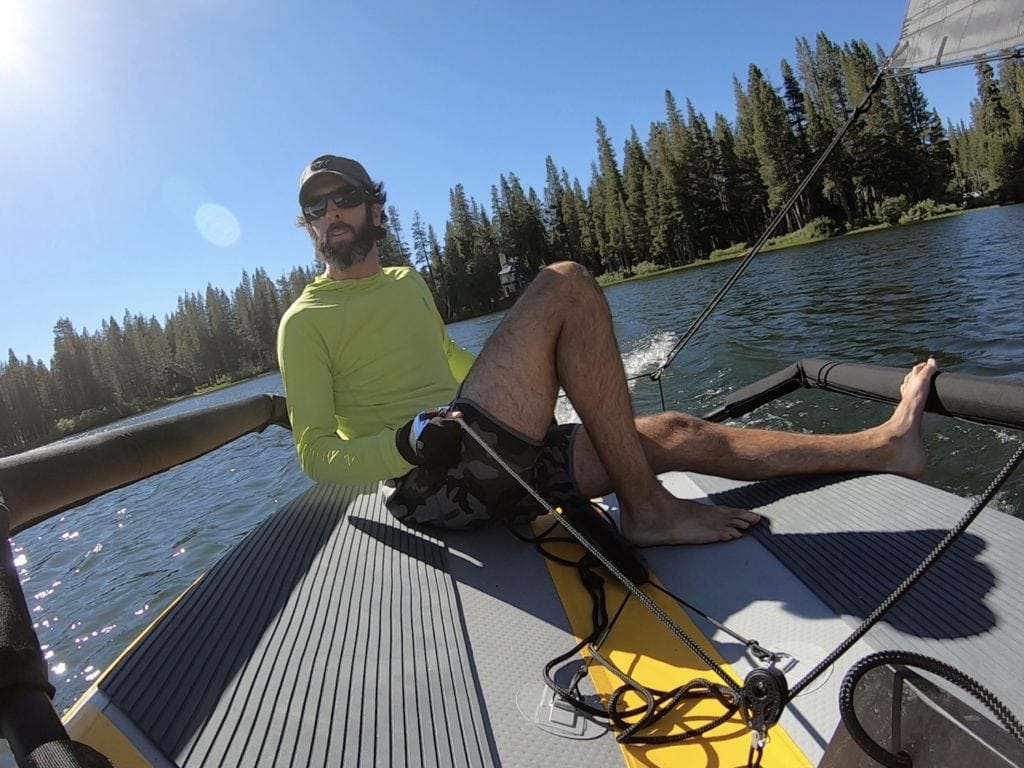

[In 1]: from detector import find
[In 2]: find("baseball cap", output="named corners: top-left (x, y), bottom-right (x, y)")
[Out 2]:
top-left (298, 155), bottom-right (374, 205)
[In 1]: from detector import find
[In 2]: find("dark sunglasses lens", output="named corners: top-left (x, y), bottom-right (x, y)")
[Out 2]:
top-left (331, 188), bottom-right (366, 208)
top-left (303, 187), bottom-right (367, 219)
top-left (303, 199), bottom-right (329, 219)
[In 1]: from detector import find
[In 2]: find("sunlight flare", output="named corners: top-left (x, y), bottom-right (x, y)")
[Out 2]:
top-left (0, 0), bottom-right (29, 77)
top-left (195, 203), bottom-right (240, 247)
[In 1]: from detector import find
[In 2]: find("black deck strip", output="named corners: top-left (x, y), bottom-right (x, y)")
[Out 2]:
top-left (686, 471), bottom-right (1024, 718)
top-left (99, 483), bottom-right (495, 768)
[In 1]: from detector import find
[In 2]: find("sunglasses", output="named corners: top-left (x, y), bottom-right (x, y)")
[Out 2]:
top-left (302, 187), bottom-right (372, 220)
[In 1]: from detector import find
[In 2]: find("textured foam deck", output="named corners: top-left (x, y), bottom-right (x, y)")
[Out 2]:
top-left (96, 482), bottom-right (624, 767)
top-left (90, 471), bottom-right (1024, 766)
top-left (684, 472), bottom-right (1024, 721)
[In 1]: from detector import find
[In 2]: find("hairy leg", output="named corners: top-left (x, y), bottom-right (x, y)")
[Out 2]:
top-left (574, 359), bottom-right (938, 507)
top-left (459, 261), bottom-right (759, 545)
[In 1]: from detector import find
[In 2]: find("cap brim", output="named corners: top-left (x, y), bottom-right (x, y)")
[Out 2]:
top-left (299, 170), bottom-right (366, 205)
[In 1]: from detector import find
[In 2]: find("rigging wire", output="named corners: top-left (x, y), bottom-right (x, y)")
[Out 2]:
top-left (459, 56), bottom-right (1024, 755)
top-left (456, 410), bottom-right (1024, 750)
top-left (454, 415), bottom-right (745, 697)
top-left (787, 439), bottom-right (1024, 700)
top-left (651, 68), bottom-right (887, 381)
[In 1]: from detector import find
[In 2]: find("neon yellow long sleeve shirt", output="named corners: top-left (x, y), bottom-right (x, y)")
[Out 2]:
top-left (276, 266), bottom-right (476, 485)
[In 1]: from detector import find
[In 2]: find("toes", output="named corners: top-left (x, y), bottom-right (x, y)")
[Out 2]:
top-left (734, 509), bottom-right (760, 526)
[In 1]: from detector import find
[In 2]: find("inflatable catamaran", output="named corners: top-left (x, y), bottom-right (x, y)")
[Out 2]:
top-left (2, 2), bottom-right (1024, 766)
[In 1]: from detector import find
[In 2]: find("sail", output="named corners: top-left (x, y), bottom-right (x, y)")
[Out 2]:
top-left (889, 0), bottom-right (1024, 72)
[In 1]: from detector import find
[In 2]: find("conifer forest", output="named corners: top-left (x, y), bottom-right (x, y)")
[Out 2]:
top-left (3, 34), bottom-right (1023, 453)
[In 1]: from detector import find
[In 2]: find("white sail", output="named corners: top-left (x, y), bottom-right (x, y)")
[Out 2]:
top-left (889, 0), bottom-right (1024, 72)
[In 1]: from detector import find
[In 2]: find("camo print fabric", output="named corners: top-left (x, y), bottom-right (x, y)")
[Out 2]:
top-left (383, 397), bottom-right (580, 529)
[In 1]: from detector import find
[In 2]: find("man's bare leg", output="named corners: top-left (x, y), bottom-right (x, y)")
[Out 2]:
top-left (573, 359), bottom-right (938, 541)
top-left (459, 261), bottom-right (759, 545)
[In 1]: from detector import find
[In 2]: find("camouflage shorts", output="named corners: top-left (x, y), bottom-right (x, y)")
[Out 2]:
top-left (382, 397), bottom-right (580, 530)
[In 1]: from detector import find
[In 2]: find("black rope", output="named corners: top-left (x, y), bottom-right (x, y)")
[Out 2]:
top-left (788, 440), bottom-right (1024, 700)
top-left (839, 651), bottom-right (1024, 767)
top-left (459, 417), bottom-right (745, 696)
top-left (652, 69), bottom-right (887, 381)
top-left (527, 515), bottom-right (742, 744)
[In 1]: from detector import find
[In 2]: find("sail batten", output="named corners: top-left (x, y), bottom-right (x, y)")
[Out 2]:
top-left (889, 0), bottom-right (1024, 73)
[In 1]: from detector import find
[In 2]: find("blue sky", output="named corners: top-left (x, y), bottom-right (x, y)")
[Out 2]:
top-left (1, 0), bottom-right (978, 365)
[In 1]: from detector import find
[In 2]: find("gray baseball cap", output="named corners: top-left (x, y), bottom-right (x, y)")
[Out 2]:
top-left (298, 155), bottom-right (374, 205)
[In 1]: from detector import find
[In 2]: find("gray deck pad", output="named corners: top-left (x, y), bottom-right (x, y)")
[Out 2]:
top-left (93, 471), bottom-right (1024, 766)
top-left (677, 471), bottom-right (1024, 721)
top-left (100, 483), bottom-right (498, 767)
top-left (96, 482), bottom-right (625, 768)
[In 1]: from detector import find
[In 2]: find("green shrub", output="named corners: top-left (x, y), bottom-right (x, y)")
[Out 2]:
top-left (632, 260), bottom-right (662, 276)
top-left (595, 269), bottom-right (628, 286)
top-left (763, 217), bottom-right (836, 248)
top-left (899, 198), bottom-right (962, 223)
top-left (56, 403), bottom-right (140, 435)
top-left (875, 195), bottom-right (911, 226)
top-left (709, 242), bottom-right (750, 260)
top-left (802, 216), bottom-right (843, 238)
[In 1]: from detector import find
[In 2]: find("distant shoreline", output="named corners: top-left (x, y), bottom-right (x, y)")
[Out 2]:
top-left (593, 208), bottom-right (975, 289)
top-left (4, 206), bottom-right (993, 456)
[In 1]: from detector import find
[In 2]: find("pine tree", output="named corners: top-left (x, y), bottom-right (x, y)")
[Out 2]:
top-left (443, 184), bottom-right (475, 316)
top-left (410, 211), bottom-right (435, 288)
top-left (569, 176), bottom-right (601, 273)
top-left (251, 269), bottom-right (282, 365)
top-left (622, 127), bottom-right (653, 262)
top-left (378, 205), bottom-right (413, 267)
top-left (685, 100), bottom-right (731, 250)
top-left (972, 62), bottom-right (1015, 197)
top-left (425, 224), bottom-right (449, 318)
top-left (206, 285), bottom-right (243, 374)
top-left (744, 64), bottom-right (807, 231)
top-left (713, 113), bottom-right (765, 244)
top-left (100, 316), bottom-right (134, 404)
top-left (998, 59), bottom-right (1024, 198)
top-left (646, 118), bottom-right (691, 265)
top-left (51, 318), bottom-right (114, 417)
top-left (543, 156), bottom-right (573, 262)
top-left (797, 34), bottom-right (857, 223)
top-left (232, 270), bottom-right (261, 368)
top-left (594, 117), bottom-right (632, 272)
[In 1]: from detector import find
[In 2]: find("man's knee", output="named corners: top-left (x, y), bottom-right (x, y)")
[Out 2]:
top-left (545, 260), bottom-right (593, 280)
top-left (640, 411), bottom-right (706, 440)
top-left (531, 261), bottom-right (600, 302)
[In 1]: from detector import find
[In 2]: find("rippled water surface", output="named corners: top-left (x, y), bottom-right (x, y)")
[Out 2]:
top-left (4, 206), bottom-right (1022, 761)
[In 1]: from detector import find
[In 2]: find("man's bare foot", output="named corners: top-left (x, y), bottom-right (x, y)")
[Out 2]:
top-left (872, 357), bottom-right (938, 479)
top-left (621, 495), bottom-right (760, 547)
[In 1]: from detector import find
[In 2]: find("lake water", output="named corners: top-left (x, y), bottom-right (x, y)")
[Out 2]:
top-left (4, 205), bottom-right (1023, 760)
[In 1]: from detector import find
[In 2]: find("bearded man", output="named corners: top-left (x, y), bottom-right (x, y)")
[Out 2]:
top-left (277, 154), bottom-right (936, 544)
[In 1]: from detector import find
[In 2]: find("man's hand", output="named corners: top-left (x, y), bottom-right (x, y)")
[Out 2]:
top-left (396, 407), bottom-right (464, 469)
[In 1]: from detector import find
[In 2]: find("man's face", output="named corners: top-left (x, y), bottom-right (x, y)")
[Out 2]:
top-left (304, 177), bottom-right (380, 271)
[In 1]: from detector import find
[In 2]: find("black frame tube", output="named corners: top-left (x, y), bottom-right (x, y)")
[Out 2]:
top-left (702, 359), bottom-right (1024, 432)
top-left (0, 394), bottom-right (290, 535)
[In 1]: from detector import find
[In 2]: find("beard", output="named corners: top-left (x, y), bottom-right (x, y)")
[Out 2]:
top-left (315, 206), bottom-right (378, 270)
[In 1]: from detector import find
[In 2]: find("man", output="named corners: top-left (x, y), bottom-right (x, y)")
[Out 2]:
top-left (277, 154), bottom-right (938, 545)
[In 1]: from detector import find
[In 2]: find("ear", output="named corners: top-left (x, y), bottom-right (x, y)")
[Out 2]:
top-left (370, 202), bottom-right (383, 226)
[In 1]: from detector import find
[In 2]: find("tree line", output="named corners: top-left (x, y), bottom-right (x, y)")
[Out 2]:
top-left (2, 33), bottom-right (1022, 454)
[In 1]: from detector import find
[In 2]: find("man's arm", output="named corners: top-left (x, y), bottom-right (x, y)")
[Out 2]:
top-left (278, 315), bottom-right (414, 486)
top-left (445, 336), bottom-right (476, 383)
top-left (424, 282), bottom-right (476, 382)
